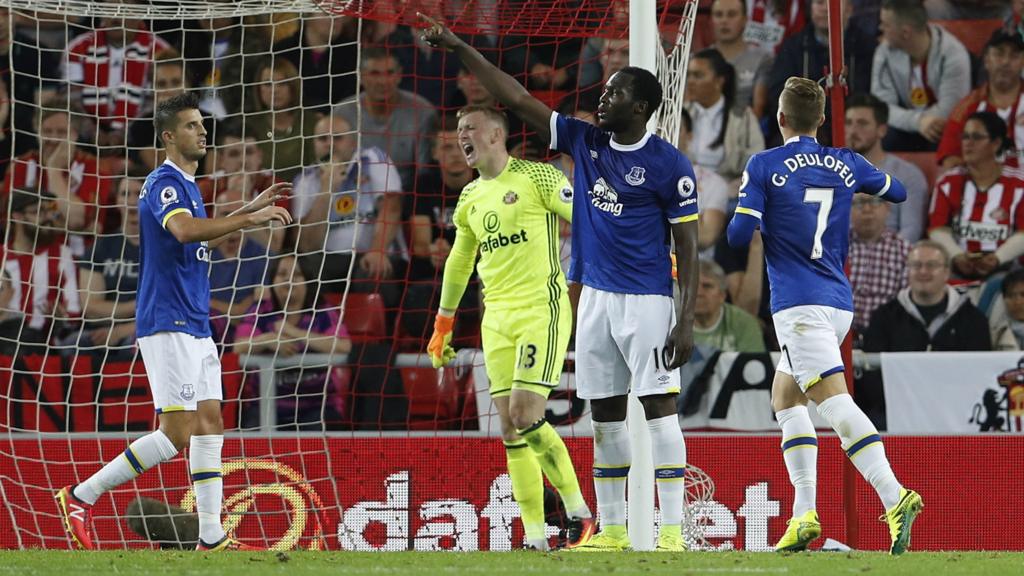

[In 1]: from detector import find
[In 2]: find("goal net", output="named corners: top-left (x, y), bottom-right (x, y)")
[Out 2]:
top-left (0, 0), bottom-right (726, 552)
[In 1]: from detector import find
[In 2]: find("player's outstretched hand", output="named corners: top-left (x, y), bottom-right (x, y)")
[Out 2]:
top-left (417, 13), bottom-right (459, 51)
top-left (248, 205), bottom-right (292, 227)
top-left (427, 314), bottom-right (457, 368)
top-left (664, 323), bottom-right (693, 370)
top-left (247, 182), bottom-right (292, 213)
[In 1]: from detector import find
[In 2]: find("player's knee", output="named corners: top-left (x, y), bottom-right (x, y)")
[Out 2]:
top-left (508, 405), bottom-right (536, 432)
top-left (159, 425), bottom-right (191, 452)
top-left (639, 394), bottom-right (677, 420)
top-left (590, 397), bottom-right (628, 422)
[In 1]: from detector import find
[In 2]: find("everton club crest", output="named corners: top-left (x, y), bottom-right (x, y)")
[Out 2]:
top-left (625, 166), bottom-right (646, 186)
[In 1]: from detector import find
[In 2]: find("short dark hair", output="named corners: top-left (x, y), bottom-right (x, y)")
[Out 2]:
top-left (154, 92), bottom-right (201, 145)
top-left (846, 92), bottom-right (889, 126)
top-left (618, 66), bottom-right (663, 121)
top-left (1003, 268), bottom-right (1024, 297)
top-left (967, 110), bottom-right (1009, 154)
top-left (361, 45), bottom-right (399, 70)
top-left (881, 0), bottom-right (928, 30)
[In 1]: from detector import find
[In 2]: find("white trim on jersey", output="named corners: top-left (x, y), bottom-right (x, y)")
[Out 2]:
top-left (784, 135), bottom-right (817, 145)
top-left (162, 158), bottom-right (196, 183)
top-left (735, 206), bottom-right (763, 219)
top-left (609, 131), bottom-right (653, 151)
top-left (549, 111), bottom-right (559, 150)
top-left (874, 174), bottom-right (892, 197)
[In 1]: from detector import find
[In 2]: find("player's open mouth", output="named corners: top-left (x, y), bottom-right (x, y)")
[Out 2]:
top-left (462, 143), bottom-right (475, 157)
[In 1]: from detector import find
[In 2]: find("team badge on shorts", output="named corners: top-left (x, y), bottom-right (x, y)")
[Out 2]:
top-left (503, 191), bottom-right (519, 204)
top-left (625, 166), bottom-right (646, 186)
top-left (180, 384), bottom-right (196, 402)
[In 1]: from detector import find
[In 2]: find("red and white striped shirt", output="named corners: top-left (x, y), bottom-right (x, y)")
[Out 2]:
top-left (928, 166), bottom-right (1024, 252)
top-left (65, 26), bottom-right (170, 130)
top-left (2, 243), bottom-right (81, 331)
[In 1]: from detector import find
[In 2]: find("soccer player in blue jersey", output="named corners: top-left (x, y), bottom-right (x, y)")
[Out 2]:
top-left (727, 77), bottom-right (922, 555)
top-left (420, 15), bottom-right (700, 551)
top-left (56, 93), bottom-right (292, 552)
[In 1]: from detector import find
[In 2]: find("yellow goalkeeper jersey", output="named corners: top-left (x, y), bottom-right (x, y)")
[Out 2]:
top-left (439, 156), bottom-right (573, 312)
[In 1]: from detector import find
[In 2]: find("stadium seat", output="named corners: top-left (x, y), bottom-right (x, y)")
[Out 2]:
top-left (342, 292), bottom-right (388, 343)
top-left (894, 151), bottom-right (941, 193)
top-left (936, 19), bottom-right (1002, 56)
top-left (401, 367), bottom-right (462, 429)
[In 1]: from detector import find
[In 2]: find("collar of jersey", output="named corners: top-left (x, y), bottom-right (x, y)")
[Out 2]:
top-left (162, 158), bottom-right (196, 183)
top-left (610, 131), bottom-right (653, 152)
top-left (784, 135), bottom-right (819, 146)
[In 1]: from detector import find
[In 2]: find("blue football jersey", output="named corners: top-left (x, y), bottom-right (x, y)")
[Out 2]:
top-left (550, 112), bottom-right (698, 296)
top-left (732, 136), bottom-right (905, 314)
top-left (136, 160), bottom-right (212, 338)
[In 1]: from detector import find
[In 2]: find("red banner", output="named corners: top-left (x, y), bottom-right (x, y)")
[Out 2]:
top-left (1, 436), bottom-right (1020, 551)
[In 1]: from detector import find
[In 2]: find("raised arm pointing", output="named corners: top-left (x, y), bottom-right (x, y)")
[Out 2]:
top-left (418, 13), bottom-right (554, 142)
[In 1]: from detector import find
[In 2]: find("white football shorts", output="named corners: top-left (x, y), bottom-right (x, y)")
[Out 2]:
top-left (137, 331), bottom-right (223, 413)
top-left (772, 304), bottom-right (853, 392)
top-left (574, 286), bottom-right (681, 400)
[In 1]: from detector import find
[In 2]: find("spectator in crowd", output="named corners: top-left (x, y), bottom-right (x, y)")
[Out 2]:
top-left (371, 23), bottom-right (463, 108)
top-left (693, 259), bottom-right (766, 352)
top-left (294, 113), bottom-right (405, 308)
top-left (126, 48), bottom-right (187, 171)
top-left (929, 112), bottom-right (1024, 280)
top-left (862, 240), bottom-right (992, 351)
top-left (766, 0), bottom-right (875, 146)
top-left (184, 15), bottom-right (264, 121)
top-left (334, 47), bottom-right (436, 191)
top-left (989, 268), bottom-right (1024, 350)
top-left (75, 169), bottom-right (145, 359)
top-left (743, 0), bottom-right (806, 54)
top-left (208, 230), bottom-right (272, 345)
top-left (446, 64), bottom-right (526, 145)
top-left (246, 58), bottom-right (318, 182)
top-left (845, 93), bottom-right (929, 242)
top-left (499, 33), bottom-right (584, 92)
top-left (200, 124), bottom-right (286, 253)
top-left (849, 193), bottom-right (911, 338)
top-left (1, 96), bottom-right (112, 256)
top-left (937, 29), bottom-right (1024, 170)
top-left (677, 108), bottom-right (729, 253)
top-left (714, 230), bottom-right (775, 348)
top-left (578, 37), bottom-right (631, 103)
top-left (64, 4), bottom-right (171, 148)
top-left (684, 48), bottom-right (764, 185)
top-left (3, 189), bottom-right (81, 340)
top-left (871, 0), bottom-right (970, 151)
top-left (709, 0), bottom-right (773, 117)
top-left (274, 13), bottom-right (359, 114)
top-left (0, 6), bottom-right (63, 176)
top-left (403, 114), bottom-right (477, 341)
top-left (0, 268), bottom-right (30, 356)
top-left (233, 253), bottom-right (352, 430)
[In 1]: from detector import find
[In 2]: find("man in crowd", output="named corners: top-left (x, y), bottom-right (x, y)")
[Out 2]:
top-left (693, 260), bottom-right (766, 352)
top-left (849, 193), bottom-right (911, 339)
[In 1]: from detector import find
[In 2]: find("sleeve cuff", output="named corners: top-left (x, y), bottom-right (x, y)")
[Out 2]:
top-left (549, 111), bottom-right (559, 150)
top-left (669, 214), bottom-right (699, 224)
top-left (734, 206), bottom-right (763, 219)
top-left (161, 208), bottom-right (190, 229)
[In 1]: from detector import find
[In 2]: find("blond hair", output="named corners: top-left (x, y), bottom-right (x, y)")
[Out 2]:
top-left (457, 105), bottom-right (509, 137)
top-left (779, 77), bottom-right (825, 134)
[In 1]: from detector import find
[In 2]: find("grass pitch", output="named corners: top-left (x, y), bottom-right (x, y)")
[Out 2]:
top-left (2, 550), bottom-right (1023, 576)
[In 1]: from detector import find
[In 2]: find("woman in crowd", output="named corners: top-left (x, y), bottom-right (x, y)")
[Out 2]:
top-left (245, 58), bottom-right (319, 182)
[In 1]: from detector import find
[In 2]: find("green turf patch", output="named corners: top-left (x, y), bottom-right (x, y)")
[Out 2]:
top-left (1, 550), bottom-right (1022, 576)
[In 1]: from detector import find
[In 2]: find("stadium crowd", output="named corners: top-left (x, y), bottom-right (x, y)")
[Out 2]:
top-left (0, 0), bottom-right (1021, 429)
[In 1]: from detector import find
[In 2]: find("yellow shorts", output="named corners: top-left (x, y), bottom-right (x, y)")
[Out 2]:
top-left (481, 298), bottom-right (572, 398)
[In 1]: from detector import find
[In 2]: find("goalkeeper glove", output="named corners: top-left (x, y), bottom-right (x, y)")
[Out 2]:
top-left (427, 314), bottom-right (457, 368)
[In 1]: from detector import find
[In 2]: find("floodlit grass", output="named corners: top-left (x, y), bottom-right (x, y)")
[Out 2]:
top-left (1, 550), bottom-right (1023, 576)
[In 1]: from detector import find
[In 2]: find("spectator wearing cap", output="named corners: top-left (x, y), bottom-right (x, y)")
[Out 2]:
top-left (871, 0), bottom-right (971, 151)
top-left (938, 28), bottom-right (1024, 170)
top-left (2, 188), bottom-right (81, 339)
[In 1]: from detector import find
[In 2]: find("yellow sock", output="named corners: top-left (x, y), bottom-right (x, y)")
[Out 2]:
top-left (518, 419), bottom-right (590, 518)
top-left (505, 440), bottom-right (545, 542)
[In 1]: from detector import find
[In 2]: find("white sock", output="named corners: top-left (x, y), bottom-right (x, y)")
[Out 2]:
top-left (591, 419), bottom-right (630, 527)
top-left (776, 406), bottom-right (818, 517)
top-left (74, 430), bottom-right (178, 505)
top-left (190, 435), bottom-right (226, 544)
top-left (648, 414), bottom-right (686, 528)
top-left (817, 394), bottom-right (902, 510)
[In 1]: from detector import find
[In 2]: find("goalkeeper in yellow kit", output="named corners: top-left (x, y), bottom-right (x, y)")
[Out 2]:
top-left (428, 105), bottom-right (595, 551)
